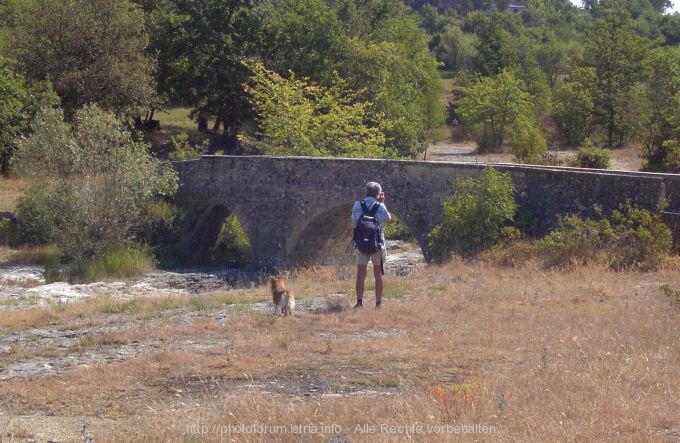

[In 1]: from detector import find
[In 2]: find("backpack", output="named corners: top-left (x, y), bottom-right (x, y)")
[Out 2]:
top-left (353, 200), bottom-right (382, 254)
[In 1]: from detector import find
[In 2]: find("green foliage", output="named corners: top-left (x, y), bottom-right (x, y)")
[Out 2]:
top-left (435, 23), bottom-right (478, 73)
top-left (467, 12), bottom-right (520, 77)
top-left (383, 216), bottom-right (414, 242)
top-left (45, 247), bottom-right (154, 284)
top-left (509, 116), bottom-right (547, 164)
top-left (0, 216), bottom-right (20, 246)
top-left (456, 70), bottom-right (532, 152)
top-left (8, 0), bottom-right (157, 118)
top-left (0, 54), bottom-right (58, 173)
top-left (258, 0), bottom-right (443, 158)
top-left (147, 197), bottom-right (252, 269)
top-left (539, 215), bottom-right (613, 268)
top-left (584, 0), bottom-right (653, 148)
top-left (538, 203), bottom-right (671, 271)
top-left (212, 215), bottom-right (252, 268)
top-left (244, 62), bottom-right (388, 157)
top-left (168, 132), bottom-right (207, 161)
top-left (552, 67), bottom-right (597, 147)
top-left (641, 49), bottom-right (680, 172)
top-left (13, 106), bottom-right (177, 276)
top-left (146, 0), bottom-right (259, 134)
top-left (426, 167), bottom-right (517, 262)
top-left (608, 203), bottom-right (672, 271)
top-left (566, 140), bottom-right (612, 169)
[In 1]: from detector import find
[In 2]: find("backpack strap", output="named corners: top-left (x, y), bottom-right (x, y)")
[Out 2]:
top-left (361, 199), bottom-right (380, 216)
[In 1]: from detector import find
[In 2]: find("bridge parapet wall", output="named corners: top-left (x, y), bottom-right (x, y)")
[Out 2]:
top-left (174, 156), bottom-right (673, 270)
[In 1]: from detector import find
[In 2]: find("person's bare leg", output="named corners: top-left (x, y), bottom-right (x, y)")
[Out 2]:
top-left (355, 264), bottom-right (367, 307)
top-left (373, 264), bottom-right (383, 307)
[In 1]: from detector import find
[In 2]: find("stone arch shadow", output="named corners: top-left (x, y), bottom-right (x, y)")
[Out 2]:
top-left (160, 196), bottom-right (253, 269)
top-left (289, 203), bottom-right (426, 268)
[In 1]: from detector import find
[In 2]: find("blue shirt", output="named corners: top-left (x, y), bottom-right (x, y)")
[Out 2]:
top-left (352, 197), bottom-right (391, 248)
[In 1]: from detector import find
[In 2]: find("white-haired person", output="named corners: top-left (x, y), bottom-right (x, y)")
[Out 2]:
top-left (351, 181), bottom-right (391, 308)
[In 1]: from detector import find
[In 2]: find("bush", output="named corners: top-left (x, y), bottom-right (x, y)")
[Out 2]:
top-left (168, 132), bottom-right (208, 160)
top-left (537, 203), bottom-right (671, 271)
top-left (383, 215), bottom-right (414, 242)
top-left (12, 106), bottom-right (177, 277)
top-left (538, 215), bottom-right (613, 268)
top-left (608, 203), bottom-right (672, 271)
top-left (426, 167), bottom-right (517, 262)
top-left (566, 140), bottom-right (611, 169)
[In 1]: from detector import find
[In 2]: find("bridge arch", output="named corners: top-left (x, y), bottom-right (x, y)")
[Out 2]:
top-left (174, 155), bottom-right (676, 270)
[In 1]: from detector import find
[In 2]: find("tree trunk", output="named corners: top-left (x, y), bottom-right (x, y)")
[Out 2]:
top-left (197, 113), bottom-right (209, 132)
top-left (211, 116), bottom-right (222, 132)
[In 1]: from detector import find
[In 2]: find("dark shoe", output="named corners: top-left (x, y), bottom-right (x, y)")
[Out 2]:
top-left (353, 300), bottom-right (363, 308)
top-left (375, 301), bottom-right (382, 309)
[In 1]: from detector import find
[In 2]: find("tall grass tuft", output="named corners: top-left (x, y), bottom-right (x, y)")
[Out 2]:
top-left (46, 247), bottom-right (155, 283)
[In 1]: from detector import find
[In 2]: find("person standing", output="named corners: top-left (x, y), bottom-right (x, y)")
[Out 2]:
top-left (352, 181), bottom-right (391, 308)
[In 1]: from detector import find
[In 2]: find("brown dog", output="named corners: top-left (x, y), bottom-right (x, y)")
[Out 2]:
top-left (270, 276), bottom-right (295, 316)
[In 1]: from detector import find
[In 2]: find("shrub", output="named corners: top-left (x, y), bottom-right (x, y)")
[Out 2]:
top-left (168, 132), bottom-right (208, 160)
top-left (566, 140), bottom-right (611, 169)
top-left (426, 167), bottom-right (517, 262)
top-left (537, 203), bottom-right (671, 271)
top-left (509, 117), bottom-right (547, 164)
top-left (608, 203), bottom-right (672, 271)
top-left (383, 215), bottom-right (414, 242)
top-left (12, 106), bottom-right (177, 278)
top-left (538, 215), bottom-right (613, 268)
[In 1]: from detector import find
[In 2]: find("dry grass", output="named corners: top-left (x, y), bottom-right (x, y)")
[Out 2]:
top-left (1, 259), bottom-right (680, 442)
top-left (0, 176), bottom-right (29, 212)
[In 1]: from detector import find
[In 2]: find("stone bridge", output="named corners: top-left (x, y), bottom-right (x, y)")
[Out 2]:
top-left (174, 156), bottom-right (680, 270)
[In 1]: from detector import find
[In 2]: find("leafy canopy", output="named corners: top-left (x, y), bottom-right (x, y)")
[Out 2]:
top-left (243, 62), bottom-right (388, 158)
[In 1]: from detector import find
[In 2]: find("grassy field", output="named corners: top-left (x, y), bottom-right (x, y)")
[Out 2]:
top-left (1, 259), bottom-right (679, 442)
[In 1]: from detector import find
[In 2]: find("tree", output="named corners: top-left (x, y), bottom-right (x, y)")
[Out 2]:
top-left (0, 54), bottom-right (58, 173)
top-left (145, 0), bottom-right (262, 134)
top-left (8, 0), bottom-right (157, 118)
top-left (552, 67), bottom-right (597, 146)
top-left (583, 0), bottom-right (652, 147)
top-left (436, 24), bottom-right (479, 73)
top-left (243, 62), bottom-right (387, 158)
top-left (640, 47), bottom-right (680, 171)
top-left (13, 106), bottom-right (177, 269)
top-left (509, 116), bottom-right (548, 164)
top-left (456, 70), bottom-right (532, 152)
top-left (257, 0), bottom-right (346, 83)
top-left (464, 12), bottom-right (520, 76)
top-left (256, 0), bottom-right (443, 158)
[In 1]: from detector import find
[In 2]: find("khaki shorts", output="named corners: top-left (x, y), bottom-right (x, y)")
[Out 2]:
top-left (355, 249), bottom-right (386, 266)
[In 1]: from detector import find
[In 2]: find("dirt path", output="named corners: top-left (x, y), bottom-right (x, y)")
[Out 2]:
top-left (424, 141), bottom-right (643, 171)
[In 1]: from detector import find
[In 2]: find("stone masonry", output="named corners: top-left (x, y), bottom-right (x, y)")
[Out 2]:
top-left (174, 156), bottom-right (680, 270)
